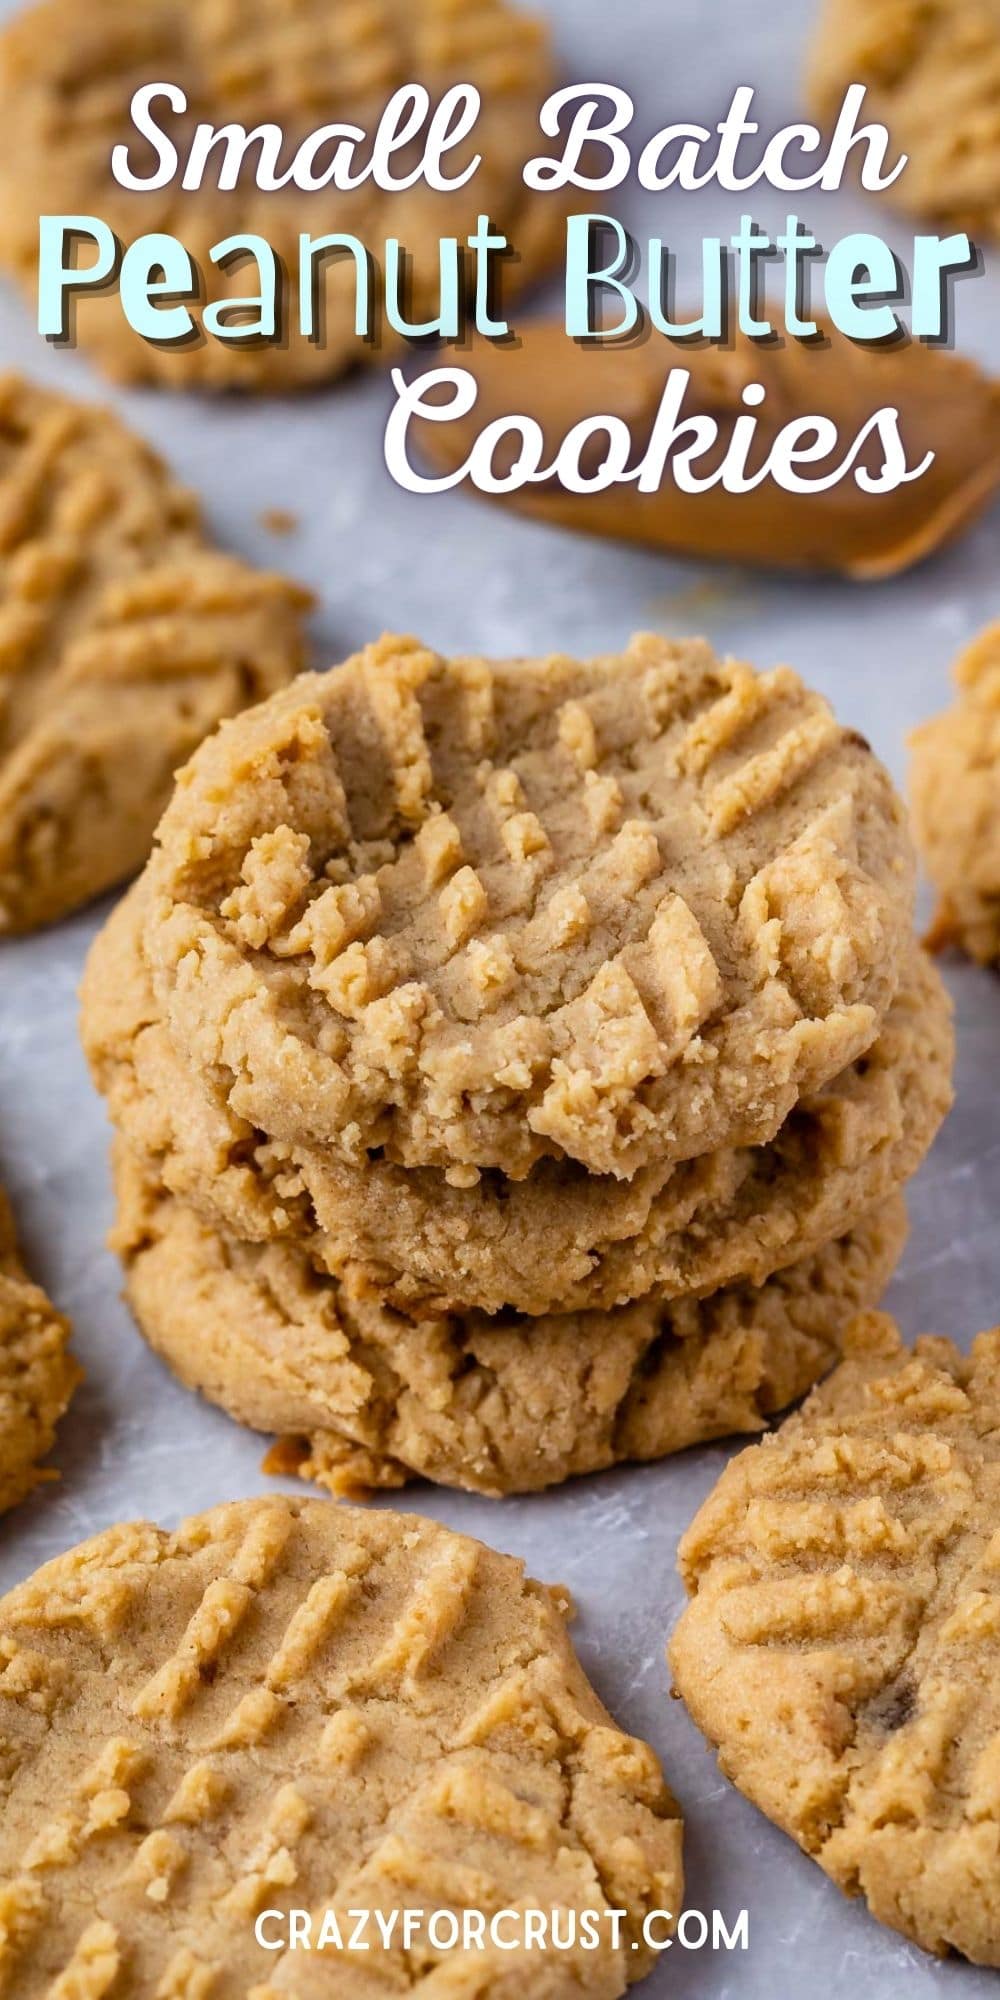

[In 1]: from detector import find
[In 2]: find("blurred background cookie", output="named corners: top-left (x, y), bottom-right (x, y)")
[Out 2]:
top-left (0, 0), bottom-right (561, 391)
top-left (911, 622), bottom-right (1000, 965)
top-left (0, 1183), bottom-right (78, 1514)
top-left (0, 373), bottom-right (312, 932)
top-left (809, 0), bottom-right (1000, 238)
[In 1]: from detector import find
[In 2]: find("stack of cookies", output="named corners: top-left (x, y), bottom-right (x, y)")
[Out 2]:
top-left (82, 633), bottom-right (954, 1496)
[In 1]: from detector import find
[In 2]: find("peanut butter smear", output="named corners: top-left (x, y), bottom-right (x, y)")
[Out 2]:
top-left (412, 321), bottom-right (1000, 578)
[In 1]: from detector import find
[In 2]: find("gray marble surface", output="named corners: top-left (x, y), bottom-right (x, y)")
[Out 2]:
top-left (1, 0), bottom-right (999, 1991)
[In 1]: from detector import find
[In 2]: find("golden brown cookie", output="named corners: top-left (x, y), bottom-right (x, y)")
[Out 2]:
top-left (0, 1495), bottom-right (683, 1993)
top-left (0, 0), bottom-right (560, 393)
top-left (670, 1314), bottom-right (1000, 1966)
top-left (0, 1187), bottom-right (79, 1515)
top-left (411, 318), bottom-right (1000, 580)
top-left (911, 622), bottom-right (1000, 965)
top-left (140, 632), bottom-right (915, 1183)
top-left (112, 1143), bottom-right (908, 1497)
top-left (81, 880), bottom-right (952, 1315)
top-left (810, 0), bottom-right (1000, 238)
top-left (0, 374), bottom-right (312, 933)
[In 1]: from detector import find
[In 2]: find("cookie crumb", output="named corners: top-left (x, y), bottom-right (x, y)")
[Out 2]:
top-left (259, 507), bottom-right (299, 538)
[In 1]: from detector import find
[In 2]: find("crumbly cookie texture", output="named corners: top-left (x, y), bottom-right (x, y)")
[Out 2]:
top-left (911, 622), bottom-right (1000, 965)
top-left (0, 1188), bottom-right (79, 1515)
top-left (0, 0), bottom-right (560, 393)
top-left (0, 374), bottom-right (312, 933)
top-left (670, 1315), bottom-right (1000, 1966)
top-left (809, 0), bottom-right (1000, 237)
top-left (113, 1143), bottom-right (907, 1497)
top-left (81, 882), bottom-right (952, 1316)
top-left (412, 319), bottom-right (1000, 580)
top-left (0, 1496), bottom-right (682, 1994)
top-left (141, 632), bottom-right (915, 1183)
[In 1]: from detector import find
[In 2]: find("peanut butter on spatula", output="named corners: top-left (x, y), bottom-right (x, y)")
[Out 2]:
top-left (411, 320), bottom-right (1000, 579)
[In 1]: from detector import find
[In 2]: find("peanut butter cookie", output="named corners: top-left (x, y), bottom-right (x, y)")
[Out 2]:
top-left (0, 374), bottom-right (311, 933)
top-left (0, 1495), bottom-right (682, 1993)
top-left (0, 0), bottom-right (560, 392)
top-left (671, 1314), bottom-right (1000, 1965)
top-left (114, 1143), bottom-right (907, 1497)
top-left (911, 622), bottom-right (1000, 964)
top-left (140, 633), bottom-right (915, 1183)
top-left (0, 1187), bottom-right (79, 1515)
top-left (82, 881), bottom-right (952, 1316)
top-left (810, 0), bottom-right (1000, 238)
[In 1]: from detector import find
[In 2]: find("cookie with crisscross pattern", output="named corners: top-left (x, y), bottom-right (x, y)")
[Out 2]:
top-left (671, 1315), bottom-right (1000, 1965)
top-left (140, 632), bottom-right (915, 1184)
top-left (0, 1495), bottom-right (683, 1994)
top-left (0, 374), bottom-right (311, 932)
top-left (82, 876), bottom-right (951, 1317)
top-left (0, 0), bottom-right (561, 391)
